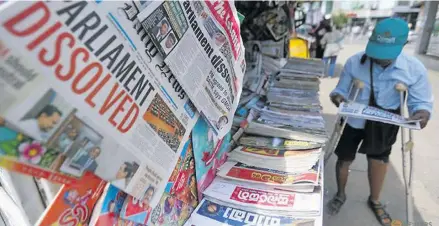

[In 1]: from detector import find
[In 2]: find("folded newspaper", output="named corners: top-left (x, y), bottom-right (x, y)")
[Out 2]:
top-left (279, 58), bottom-right (325, 77)
top-left (339, 102), bottom-right (421, 130)
top-left (138, 0), bottom-right (246, 139)
top-left (0, 1), bottom-right (200, 206)
top-left (184, 198), bottom-right (316, 226)
top-left (245, 121), bottom-right (328, 143)
top-left (203, 178), bottom-right (321, 215)
top-left (217, 161), bottom-right (320, 189)
top-left (227, 147), bottom-right (321, 173)
top-left (238, 136), bottom-right (323, 150)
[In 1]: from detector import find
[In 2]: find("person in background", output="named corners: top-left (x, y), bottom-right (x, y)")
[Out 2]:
top-left (321, 25), bottom-right (344, 77)
top-left (313, 16), bottom-right (331, 58)
top-left (326, 18), bottom-right (433, 226)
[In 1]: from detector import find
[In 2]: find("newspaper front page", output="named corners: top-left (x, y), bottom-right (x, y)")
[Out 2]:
top-left (0, 1), bottom-right (199, 207)
top-left (339, 102), bottom-right (421, 130)
top-left (138, 0), bottom-right (246, 138)
top-left (203, 178), bottom-right (321, 214)
top-left (185, 198), bottom-right (316, 226)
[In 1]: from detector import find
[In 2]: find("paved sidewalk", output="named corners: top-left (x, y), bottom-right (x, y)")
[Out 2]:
top-left (321, 44), bottom-right (439, 226)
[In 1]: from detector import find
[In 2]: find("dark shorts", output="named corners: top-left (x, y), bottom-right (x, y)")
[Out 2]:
top-left (334, 124), bottom-right (393, 162)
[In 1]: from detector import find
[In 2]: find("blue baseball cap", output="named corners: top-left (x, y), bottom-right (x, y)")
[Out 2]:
top-left (366, 18), bottom-right (409, 60)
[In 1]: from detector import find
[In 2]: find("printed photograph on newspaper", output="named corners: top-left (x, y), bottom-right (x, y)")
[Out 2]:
top-left (191, 117), bottom-right (231, 201)
top-left (36, 172), bottom-right (106, 226)
top-left (138, 0), bottom-right (246, 138)
top-left (0, 1), bottom-right (199, 207)
top-left (185, 198), bottom-right (316, 226)
top-left (0, 117), bottom-right (76, 184)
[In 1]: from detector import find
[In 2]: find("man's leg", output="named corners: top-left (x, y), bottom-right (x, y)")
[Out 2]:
top-left (366, 154), bottom-right (392, 226)
top-left (327, 125), bottom-right (363, 215)
top-left (368, 158), bottom-right (388, 202)
top-left (335, 159), bottom-right (352, 199)
top-left (329, 56), bottom-right (337, 77)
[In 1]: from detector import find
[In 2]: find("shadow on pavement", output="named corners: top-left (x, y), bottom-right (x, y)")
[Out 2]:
top-left (321, 113), bottom-right (426, 226)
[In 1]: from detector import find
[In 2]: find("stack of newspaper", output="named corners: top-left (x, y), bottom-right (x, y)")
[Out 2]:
top-left (185, 54), bottom-right (328, 225)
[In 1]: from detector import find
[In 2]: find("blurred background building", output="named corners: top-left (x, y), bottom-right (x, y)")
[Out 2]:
top-left (295, 0), bottom-right (438, 57)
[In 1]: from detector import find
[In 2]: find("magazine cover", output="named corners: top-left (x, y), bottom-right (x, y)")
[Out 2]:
top-left (185, 198), bottom-right (316, 226)
top-left (92, 184), bottom-right (129, 226)
top-left (148, 193), bottom-right (194, 226)
top-left (191, 117), bottom-right (231, 201)
top-left (120, 190), bottom-right (154, 225)
top-left (36, 172), bottom-right (106, 226)
top-left (165, 138), bottom-right (198, 208)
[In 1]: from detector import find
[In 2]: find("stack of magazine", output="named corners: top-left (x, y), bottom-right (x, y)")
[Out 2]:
top-left (185, 55), bottom-right (328, 226)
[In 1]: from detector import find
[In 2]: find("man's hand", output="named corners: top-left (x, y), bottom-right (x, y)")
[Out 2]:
top-left (330, 94), bottom-right (346, 108)
top-left (410, 110), bottom-right (430, 129)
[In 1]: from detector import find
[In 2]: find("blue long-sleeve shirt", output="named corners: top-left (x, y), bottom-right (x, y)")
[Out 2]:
top-left (331, 52), bottom-right (434, 129)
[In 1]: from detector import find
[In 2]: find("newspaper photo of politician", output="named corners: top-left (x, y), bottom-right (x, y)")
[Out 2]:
top-left (152, 18), bottom-right (170, 42)
top-left (18, 89), bottom-right (73, 143)
top-left (139, 2), bottom-right (184, 58)
top-left (143, 94), bottom-right (186, 152)
top-left (160, 32), bottom-right (177, 55)
top-left (199, 12), bottom-right (227, 47)
top-left (110, 161), bottom-right (140, 189)
top-left (53, 116), bottom-right (104, 177)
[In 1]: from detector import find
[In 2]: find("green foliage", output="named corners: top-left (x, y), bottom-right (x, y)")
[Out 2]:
top-left (332, 12), bottom-right (349, 29)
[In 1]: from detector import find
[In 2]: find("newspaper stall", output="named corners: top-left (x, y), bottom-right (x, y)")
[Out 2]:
top-left (0, 1), bottom-right (328, 226)
top-left (185, 2), bottom-right (328, 225)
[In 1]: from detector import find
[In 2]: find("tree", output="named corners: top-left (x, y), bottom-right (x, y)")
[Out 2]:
top-left (332, 12), bottom-right (349, 29)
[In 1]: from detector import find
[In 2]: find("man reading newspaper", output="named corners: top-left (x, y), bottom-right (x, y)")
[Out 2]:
top-left (327, 18), bottom-right (433, 226)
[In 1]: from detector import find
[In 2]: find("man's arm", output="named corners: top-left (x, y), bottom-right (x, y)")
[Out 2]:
top-left (329, 58), bottom-right (353, 107)
top-left (407, 66), bottom-right (433, 129)
top-left (320, 34), bottom-right (328, 46)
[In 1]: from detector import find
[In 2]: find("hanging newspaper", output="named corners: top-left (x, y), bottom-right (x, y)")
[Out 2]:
top-left (339, 102), bottom-right (421, 130)
top-left (138, 0), bottom-right (246, 139)
top-left (203, 178), bottom-right (321, 214)
top-left (0, 1), bottom-right (199, 207)
top-left (184, 198), bottom-right (316, 226)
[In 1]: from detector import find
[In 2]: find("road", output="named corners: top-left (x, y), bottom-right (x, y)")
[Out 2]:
top-left (321, 42), bottom-right (439, 226)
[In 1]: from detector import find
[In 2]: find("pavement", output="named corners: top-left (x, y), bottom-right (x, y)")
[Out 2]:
top-left (321, 42), bottom-right (439, 226)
